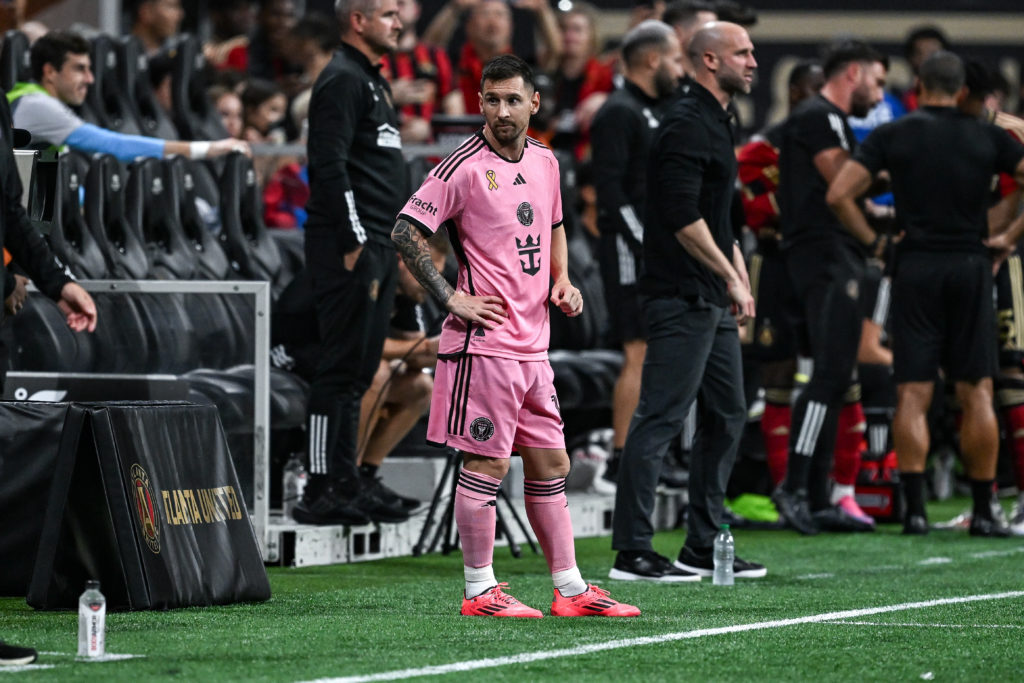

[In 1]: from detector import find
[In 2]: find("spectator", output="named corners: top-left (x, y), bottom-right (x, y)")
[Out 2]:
top-left (9, 32), bottom-right (249, 162)
top-left (426, 0), bottom-right (561, 115)
top-left (662, 0), bottom-right (716, 78)
top-left (248, 0), bottom-right (304, 95)
top-left (291, 13), bottom-right (339, 89)
top-left (381, 0), bottom-right (462, 143)
top-left (549, 2), bottom-right (614, 159)
top-left (130, 0), bottom-right (185, 56)
top-left (209, 84), bottom-right (244, 139)
top-left (147, 48), bottom-right (175, 120)
top-left (629, 0), bottom-right (666, 27)
top-left (240, 78), bottom-right (287, 143)
top-left (205, 0), bottom-right (257, 73)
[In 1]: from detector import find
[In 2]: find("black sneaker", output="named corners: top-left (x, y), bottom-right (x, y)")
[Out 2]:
top-left (674, 546), bottom-right (767, 578)
top-left (609, 550), bottom-right (701, 582)
top-left (292, 482), bottom-right (371, 526)
top-left (364, 476), bottom-right (420, 511)
top-left (772, 486), bottom-right (819, 535)
top-left (811, 506), bottom-right (875, 533)
top-left (0, 642), bottom-right (38, 666)
top-left (353, 486), bottom-right (411, 523)
top-left (902, 513), bottom-right (929, 535)
top-left (969, 515), bottom-right (1011, 538)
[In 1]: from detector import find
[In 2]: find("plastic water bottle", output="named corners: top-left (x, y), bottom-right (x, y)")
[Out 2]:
top-left (77, 580), bottom-right (106, 657)
top-left (713, 524), bottom-right (735, 586)
top-left (282, 453), bottom-right (307, 519)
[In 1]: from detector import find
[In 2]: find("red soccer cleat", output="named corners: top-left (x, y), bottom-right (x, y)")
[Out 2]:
top-left (550, 584), bottom-right (641, 617)
top-left (461, 583), bottom-right (543, 618)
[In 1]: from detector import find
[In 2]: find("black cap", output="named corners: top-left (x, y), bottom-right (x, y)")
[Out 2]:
top-left (11, 128), bottom-right (30, 148)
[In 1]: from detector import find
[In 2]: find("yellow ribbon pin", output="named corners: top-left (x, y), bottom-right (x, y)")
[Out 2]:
top-left (486, 170), bottom-right (498, 191)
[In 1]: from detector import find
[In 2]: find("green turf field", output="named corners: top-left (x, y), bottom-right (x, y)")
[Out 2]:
top-left (2, 497), bottom-right (1022, 682)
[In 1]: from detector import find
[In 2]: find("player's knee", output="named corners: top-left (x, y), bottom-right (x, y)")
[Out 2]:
top-left (463, 453), bottom-right (509, 480)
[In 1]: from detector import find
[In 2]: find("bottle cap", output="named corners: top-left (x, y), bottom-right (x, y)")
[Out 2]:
top-left (720, 524), bottom-right (730, 530)
top-left (86, 580), bottom-right (100, 590)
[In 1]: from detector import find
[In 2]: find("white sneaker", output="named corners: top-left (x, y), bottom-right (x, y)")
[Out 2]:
top-left (1009, 499), bottom-right (1024, 537)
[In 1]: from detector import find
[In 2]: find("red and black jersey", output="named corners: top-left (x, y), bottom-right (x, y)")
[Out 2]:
top-left (381, 43), bottom-right (455, 123)
top-left (737, 122), bottom-right (783, 235)
top-left (992, 110), bottom-right (1024, 199)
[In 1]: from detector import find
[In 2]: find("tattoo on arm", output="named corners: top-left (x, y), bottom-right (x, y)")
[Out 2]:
top-left (392, 219), bottom-right (454, 305)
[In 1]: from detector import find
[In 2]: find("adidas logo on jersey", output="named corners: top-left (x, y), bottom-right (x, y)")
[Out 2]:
top-left (513, 173), bottom-right (526, 185)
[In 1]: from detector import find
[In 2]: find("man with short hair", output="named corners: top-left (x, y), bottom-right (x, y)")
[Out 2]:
top-left (589, 20), bottom-right (683, 491)
top-left (296, 0), bottom-right (411, 526)
top-left (829, 50), bottom-right (1024, 538)
top-left (8, 31), bottom-right (248, 162)
top-left (772, 40), bottom-right (887, 535)
top-left (610, 22), bottom-right (765, 583)
top-left (661, 0), bottom-right (716, 78)
top-left (393, 54), bottom-right (639, 618)
top-left (130, 0), bottom-right (185, 55)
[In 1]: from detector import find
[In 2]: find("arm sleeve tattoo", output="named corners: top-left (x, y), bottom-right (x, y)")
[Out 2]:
top-left (392, 219), bottom-right (454, 306)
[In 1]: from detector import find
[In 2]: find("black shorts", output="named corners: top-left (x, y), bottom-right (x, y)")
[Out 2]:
top-left (994, 250), bottom-right (1024, 369)
top-left (598, 233), bottom-right (647, 344)
top-left (743, 241), bottom-right (797, 362)
top-left (891, 251), bottom-right (996, 384)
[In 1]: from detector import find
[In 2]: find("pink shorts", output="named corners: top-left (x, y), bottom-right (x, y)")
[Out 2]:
top-left (427, 355), bottom-right (565, 457)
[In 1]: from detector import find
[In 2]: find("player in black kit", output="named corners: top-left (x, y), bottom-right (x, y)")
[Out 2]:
top-left (828, 51), bottom-right (1024, 537)
top-left (772, 41), bottom-right (888, 534)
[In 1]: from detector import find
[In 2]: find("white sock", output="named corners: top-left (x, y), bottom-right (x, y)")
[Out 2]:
top-left (552, 566), bottom-right (587, 597)
top-left (831, 484), bottom-right (855, 505)
top-left (464, 565), bottom-right (496, 599)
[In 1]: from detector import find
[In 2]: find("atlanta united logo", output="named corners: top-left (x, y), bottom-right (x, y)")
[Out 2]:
top-left (517, 202), bottom-right (534, 227)
top-left (470, 417), bottom-right (495, 442)
top-left (130, 464), bottom-right (161, 554)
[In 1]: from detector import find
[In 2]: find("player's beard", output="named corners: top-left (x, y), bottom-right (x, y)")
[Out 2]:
top-left (490, 118), bottom-right (524, 146)
top-left (654, 63), bottom-right (678, 100)
top-left (850, 84), bottom-right (874, 118)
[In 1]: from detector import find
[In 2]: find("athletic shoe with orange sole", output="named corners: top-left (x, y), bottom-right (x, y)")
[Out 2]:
top-left (461, 583), bottom-right (543, 618)
top-left (551, 584), bottom-right (641, 617)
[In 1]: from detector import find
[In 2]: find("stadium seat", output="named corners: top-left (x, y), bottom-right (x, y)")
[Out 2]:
top-left (84, 153), bottom-right (151, 279)
top-left (126, 157), bottom-right (198, 279)
top-left (0, 30), bottom-right (30, 92)
top-left (46, 153), bottom-right (110, 278)
top-left (269, 229), bottom-right (304, 290)
top-left (167, 34), bottom-right (228, 140)
top-left (118, 35), bottom-right (179, 140)
top-left (164, 156), bottom-right (231, 279)
top-left (224, 364), bottom-right (309, 430)
top-left (0, 295), bottom-right (94, 372)
top-left (218, 152), bottom-right (284, 291)
top-left (81, 34), bottom-right (143, 135)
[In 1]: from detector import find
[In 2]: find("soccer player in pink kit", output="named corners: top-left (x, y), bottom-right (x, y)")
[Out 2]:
top-left (392, 54), bottom-right (639, 618)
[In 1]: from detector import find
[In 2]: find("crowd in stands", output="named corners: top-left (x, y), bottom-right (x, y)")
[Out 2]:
top-left (3, 0), bottom-right (1024, 541)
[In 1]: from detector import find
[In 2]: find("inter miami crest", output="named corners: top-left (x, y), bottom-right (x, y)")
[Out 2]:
top-left (516, 235), bottom-right (541, 276)
top-left (470, 417), bottom-right (495, 442)
top-left (517, 201), bottom-right (534, 226)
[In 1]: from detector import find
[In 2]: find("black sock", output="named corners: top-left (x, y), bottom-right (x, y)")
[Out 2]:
top-left (901, 472), bottom-right (925, 517)
top-left (358, 463), bottom-right (378, 480)
top-left (970, 479), bottom-right (995, 520)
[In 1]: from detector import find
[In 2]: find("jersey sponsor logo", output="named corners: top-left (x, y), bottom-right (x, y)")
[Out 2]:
top-left (516, 234), bottom-right (541, 276)
top-left (517, 201), bottom-right (534, 227)
top-left (827, 112), bottom-right (850, 151)
top-left (408, 193), bottom-right (438, 216)
top-left (486, 169), bottom-right (499, 191)
top-left (470, 416), bottom-right (495, 442)
top-left (377, 123), bottom-right (402, 149)
top-left (513, 173), bottom-right (526, 185)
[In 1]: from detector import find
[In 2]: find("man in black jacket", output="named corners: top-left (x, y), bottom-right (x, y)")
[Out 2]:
top-left (590, 20), bottom-right (682, 489)
top-left (610, 22), bottom-right (765, 583)
top-left (296, 0), bottom-right (411, 525)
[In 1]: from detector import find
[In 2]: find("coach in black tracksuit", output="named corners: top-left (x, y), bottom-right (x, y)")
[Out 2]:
top-left (297, 1), bottom-right (409, 525)
top-left (829, 51), bottom-right (1024, 537)
top-left (772, 41), bottom-right (887, 533)
top-left (610, 22), bottom-right (765, 583)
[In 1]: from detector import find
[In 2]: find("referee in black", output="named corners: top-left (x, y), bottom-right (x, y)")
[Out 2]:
top-left (590, 20), bottom-right (682, 489)
top-left (828, 50), bottom-right (1024, 537)
top-left (297, 0), bottom-right (410, 525)
top-left (772, 40), bottom-right (887, 534)
top-left (610, 21), bottom-right (765, 583)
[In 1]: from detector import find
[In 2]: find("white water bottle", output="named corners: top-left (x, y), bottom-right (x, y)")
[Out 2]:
top-left (77, 580), bottom-right (106, 657)
top-left (713, 524), bottom-right (735, 586)
top-left (282, 453), bottom-right (307, 519)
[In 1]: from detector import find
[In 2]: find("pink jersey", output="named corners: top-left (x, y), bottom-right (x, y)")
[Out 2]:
top-left (398, 131), bottom-right (563, 361)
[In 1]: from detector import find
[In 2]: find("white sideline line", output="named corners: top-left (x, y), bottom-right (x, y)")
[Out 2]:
top-left (298, 591), bottom-right (1024, 683)
top-left (823, 621), bottom-right (1024, 629)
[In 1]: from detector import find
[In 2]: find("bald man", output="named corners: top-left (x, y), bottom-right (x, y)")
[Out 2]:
top-left (610, 22), bottom-right (766, 583)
